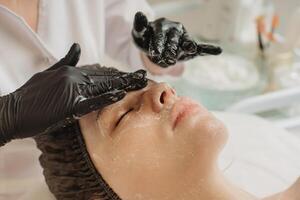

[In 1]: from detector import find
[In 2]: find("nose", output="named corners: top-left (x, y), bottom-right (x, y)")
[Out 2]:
top-left (141, 83), bottom-right (176, 113)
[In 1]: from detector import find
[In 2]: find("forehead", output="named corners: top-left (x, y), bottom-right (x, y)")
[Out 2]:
top-left (99, 80), bottom-right (156, 113)
top-left (125, 79), bottom-right (155, 98)
top-left (129, 79), bottom-right (156, 93)
top-left (148, 79), bottom-right (156, 85)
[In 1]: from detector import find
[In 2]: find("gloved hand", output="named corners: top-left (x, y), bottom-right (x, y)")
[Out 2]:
top-left (132, 12), bottom-right (222, 68)
top-left (0, 43), bottom-right (148, 146)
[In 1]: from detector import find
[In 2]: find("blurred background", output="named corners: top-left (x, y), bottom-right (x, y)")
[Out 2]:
top-left (142, 0), bottom-right (300, 133)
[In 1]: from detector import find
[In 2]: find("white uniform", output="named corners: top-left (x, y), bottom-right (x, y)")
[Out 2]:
top-left (0, 0), bottom-right (154, 96)
top-left (0, 1), bottom-right (153, 199)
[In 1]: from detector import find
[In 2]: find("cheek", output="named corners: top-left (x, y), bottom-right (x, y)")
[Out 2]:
top-left (110, 115), bottom-right (167, 166)
top-left (176, 113), bottom-right (228, 161)
top-left (114, 110), bottom-right (171, 140)
top-left (100, 114), bottom-right (185, 177)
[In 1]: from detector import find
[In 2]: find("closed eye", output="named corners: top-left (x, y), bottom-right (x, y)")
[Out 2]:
top-left (116, 108), bottom-right (134, 127)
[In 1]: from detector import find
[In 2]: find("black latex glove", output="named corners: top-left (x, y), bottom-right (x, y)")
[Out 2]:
top-left (132, 12), bottom-right (222, 68)
top-left (0, 43), bottom-right (148, 146)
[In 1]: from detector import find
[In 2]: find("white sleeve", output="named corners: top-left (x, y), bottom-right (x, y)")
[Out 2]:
top-left (104, 0), bottom-right (154, 72)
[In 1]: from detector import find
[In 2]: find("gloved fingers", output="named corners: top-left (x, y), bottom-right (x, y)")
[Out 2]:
top-left (80, 70), bottom-right (148, 96)
top-left (118, 69), bottom-right (148, 92)
top-left (78, 65), bottom-right (128, 86)
top-left (197, 43), bottom-right (222, 56)
top-left (108, 69), bottom-right (148, 91)
top-left (80, 64), bottom-right (122, 75)
top-left (133, 12), bottom-right (149, 36)
top-left (46, 43), bottom-right (81, 71)
top-left (80, 65), bottom-right (127, 78)
top-left (178, 26), bottom-right (222, 61)
top-left (178, 43), bottom-right (222, 61)
top-left (162, 27), bottom-right (181, 66)
top-left (79, 63), bottom-right (103, 71)
top-left (148, 23), bottom-right (167, 66)
top-left (177, 52), bottom-right (198, 61)
top-left (180, 32), bottom-right (198, 55)
top-left (73, 90), bottom-right (126, 118)
top-left (60, 43), bottom-right (81, 66)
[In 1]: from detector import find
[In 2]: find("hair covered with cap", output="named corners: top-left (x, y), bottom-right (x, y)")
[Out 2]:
top-left (34, 121), bottom-right (122, 200)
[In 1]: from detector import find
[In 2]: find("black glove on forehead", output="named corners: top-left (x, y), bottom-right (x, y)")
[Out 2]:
top-left (0, 43), bottom-right (148, 146)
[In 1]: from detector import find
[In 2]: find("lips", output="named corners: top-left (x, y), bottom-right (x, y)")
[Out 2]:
top-left (171, 97), bottom-right (200, 129)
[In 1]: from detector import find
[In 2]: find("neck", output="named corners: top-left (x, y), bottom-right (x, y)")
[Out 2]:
top-left (177, 166), bottom-right (257, 200)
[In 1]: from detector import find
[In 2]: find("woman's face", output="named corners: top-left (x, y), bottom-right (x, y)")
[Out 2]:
top-left (79, 81), bottom-right (228, 199)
